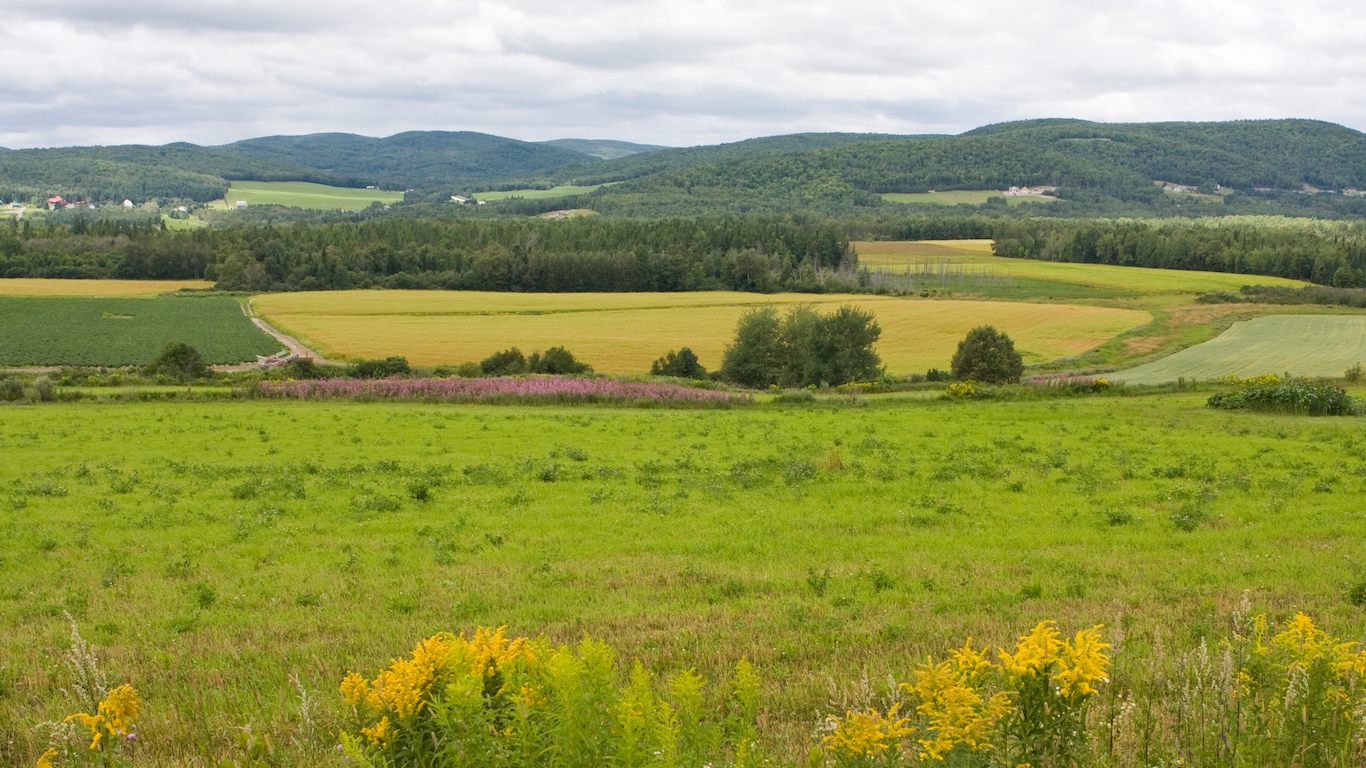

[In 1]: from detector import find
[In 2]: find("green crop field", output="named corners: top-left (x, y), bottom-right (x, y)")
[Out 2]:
top-left (3, 394), bottom-right (1365, 765)
top-left (0, 297), bottom-right (280, 366)
top-left (1114, 315), bottom-right (1366, 384)
top-left (253, 290), bottom-right (1149, 371)
top-left (209, 181), bottom-right (404, 210)
top-left (476, 184), bottom-right (606, 201)
top-left (854, 240), bottom-right (1309, 295)
top-left (878, 191), bottom-right (1058, 206)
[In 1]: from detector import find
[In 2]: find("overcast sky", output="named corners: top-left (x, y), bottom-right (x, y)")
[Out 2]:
top-left (3, 0), bottom-right (1364, 149)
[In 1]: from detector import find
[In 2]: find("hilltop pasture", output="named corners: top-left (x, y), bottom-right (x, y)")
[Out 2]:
top-left (252, 290), bottom-right (1150, 371)
top-left (208, 180), bottom-right (404, 210)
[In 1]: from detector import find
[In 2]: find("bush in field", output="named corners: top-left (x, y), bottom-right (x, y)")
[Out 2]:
top-left (1208, 377), bottom-right (1359, 416)
top-left (527, 346), bottom-right (592, 375)
top-left (651, 347), bottom-right (707, 379)
top-left (950, 326), bottom-right (1023, 384)
top-left (719, 304), bottom-right (882, 388)
top-left (0, 376), bottom-right (23, 401)
top-left (338, 627), bottom-right (762, 768)
top-left (144, 342), bottom-right (207, 380)
top-left (351, 356), bottom-right (411, 379)
top-left (480, 348), bottom-right (527, 376)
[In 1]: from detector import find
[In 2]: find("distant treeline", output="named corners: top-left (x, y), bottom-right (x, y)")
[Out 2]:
top-left (1198, 283), bottom-right (1366, 308)
top-left (991, 218), bottom-right (1366, 285)
top-left (0, 216), bottom-right (862, 293)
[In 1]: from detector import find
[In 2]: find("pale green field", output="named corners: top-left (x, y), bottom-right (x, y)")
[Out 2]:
top-left (879, 191), bottom-right (1058, 206)
top-left (253, 290), bottom-right (1148, 372)
top-left (209, 181), bottom-right (403, 210)
top-left (1114, 315), bottom-right (1366, 384)
top-left (476, 184), bottom-right (606, 201)
top-left (854, 240), bottom-right (1308, 294)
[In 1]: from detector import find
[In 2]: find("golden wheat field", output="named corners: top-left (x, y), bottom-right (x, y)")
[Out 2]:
top-left (254, 290), bottom-right (1150, 372)
top-left (0, 278), bottom-right (214, 297)
top-left (853, 240), bottom-right (1308, 293)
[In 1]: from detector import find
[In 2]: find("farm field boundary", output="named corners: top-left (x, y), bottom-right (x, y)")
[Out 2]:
top-left (253, 290), bottom-right (1150, 372)
top-left (1114, 314), bottom-right (1366, 384)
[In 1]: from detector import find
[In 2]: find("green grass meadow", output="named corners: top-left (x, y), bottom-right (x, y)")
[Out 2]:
top-left (878, 191), bottom-right (1058, 206)
top-left (3, 394), bottom-right (1366, 764)
top-left (213, 181), bottom-right (404, 210)
top-left (0, 296), bottom-right (279, 366)
top-left (475, 184), bottom-right (607, 201)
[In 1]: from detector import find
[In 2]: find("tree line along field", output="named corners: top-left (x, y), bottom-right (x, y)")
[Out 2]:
top-left (252, 290), bottom-right (1150, 372)
top-left (2, 395), bottom-right (1365, 765)
top-left (0, 296), bottom-right (279, 366)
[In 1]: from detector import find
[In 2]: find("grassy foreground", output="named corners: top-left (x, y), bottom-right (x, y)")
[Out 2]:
top-left (3, 393), bottom-right (1365, 764)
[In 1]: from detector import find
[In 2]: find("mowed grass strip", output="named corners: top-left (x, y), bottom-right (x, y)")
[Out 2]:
top-left (0, 296), bottom-right (280, 366)
top-left (879, 191), bottom-right (1058, 206)
top-left (211, 180), bottom-right (403, 210)
top-left (0, 278), bottom-right (215, 297)
top-left (476, 184), bottom-right (606, 200)
top-left (854, 240), bottom-right (1308, 294)
top-left (1115, 315), bottom-right (1366, 384)
top-left (255, 290), bottom-right (1149, 371)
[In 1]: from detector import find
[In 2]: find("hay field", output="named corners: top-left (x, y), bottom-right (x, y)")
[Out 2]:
top-left (210, 181), bottom-right (403, 210)
top-left (0, 278), bottom-right (214, 296)
top-left (1114, 315), bottom-right (1366, 384)
top-left (254, 290), bottom-right (1149, 372)
top-left (854, 240), bottom-right (1308, 294)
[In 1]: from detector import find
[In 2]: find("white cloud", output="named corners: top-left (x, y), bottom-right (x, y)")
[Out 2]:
top-left (1, 0), bottom-right (1364, 148)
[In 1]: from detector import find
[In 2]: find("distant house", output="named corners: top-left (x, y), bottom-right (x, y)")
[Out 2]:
top-left (451, 195), bottom-right (468, 203)
top-left (47, 196), bottom-right (66, 209)
top-left (236, 201), bottom-right (248, 209)
top-left (122, 199), bottom-right (134, 208)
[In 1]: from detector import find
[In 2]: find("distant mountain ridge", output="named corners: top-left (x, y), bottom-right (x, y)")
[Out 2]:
top-left (4, 119), bottom-right (1366, 213)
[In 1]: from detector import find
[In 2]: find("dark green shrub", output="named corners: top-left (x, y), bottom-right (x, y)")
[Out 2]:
top-left (527, 346), bottom-right (592, 375)
top-left (480, 348), bottom-right (526, 376)
top-left (951, 326), bottom-right (1024, 384)
top-left (350, 356), bottom-right (410, 379)
top-left (0, 377), bottom-right (24, 401)
top-left (651, 347), bottom-right (707, 378)
top-left (1208, 380), bottom-right (1360, 416)
top-left (144, 342), bottom-right (207, 380)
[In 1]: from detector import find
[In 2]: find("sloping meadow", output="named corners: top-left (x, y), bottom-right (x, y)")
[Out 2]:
top-left (3, 396), bottom-right (1365, 764)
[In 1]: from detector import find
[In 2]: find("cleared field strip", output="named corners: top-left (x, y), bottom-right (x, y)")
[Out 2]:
top-left (209, 181), bottom-right (403, 210)
top-left (854, 240), bottom-right (1308, 294)
top-left (476, 184), bottom-right (606, 200)
top-left (879, 191), bottom-right (1057, 206)
top-left (0, 278), bottom-right (215, 297)
top-left (255, 290), bottom-right (1149, 373)
top-left (0, 296), bottom-right (280, 366)
top-left (1114, 315), bottom-right (1366, 384)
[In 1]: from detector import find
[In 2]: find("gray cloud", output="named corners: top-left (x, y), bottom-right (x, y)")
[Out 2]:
top-left (2, 1), bottom-right (1364, 149)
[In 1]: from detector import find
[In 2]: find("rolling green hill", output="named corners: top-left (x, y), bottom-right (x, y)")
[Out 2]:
top-left (217, 131), bottom-right (592, 187)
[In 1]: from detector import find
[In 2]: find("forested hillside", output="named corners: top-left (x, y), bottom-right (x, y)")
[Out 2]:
top-left (217, 131), bottom-right (592, 186)
top-left (539, 139), bottom-right (670, 160)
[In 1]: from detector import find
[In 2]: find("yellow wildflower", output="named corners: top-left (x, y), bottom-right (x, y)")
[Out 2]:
top-left (909, 641), bottom-right (1012, 760)
top-left (340, 671), bottom-right (369, 707)
top-left (65, 684), bottom-right (141, 750)
top-left (999, 622), bottom-right (1062, 678)
top-left (822, 703), bottom-right (913, 757)
top-left (1055, 626), bottom-right (1110, 698)
top-left (361, 716), bottom-right (392, 747)
top-left (35, 748), bottom-right (58, 768)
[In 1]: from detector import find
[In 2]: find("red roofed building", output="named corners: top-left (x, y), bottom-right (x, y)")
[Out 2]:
top-left (47, 196), bottom-right (66, 209)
